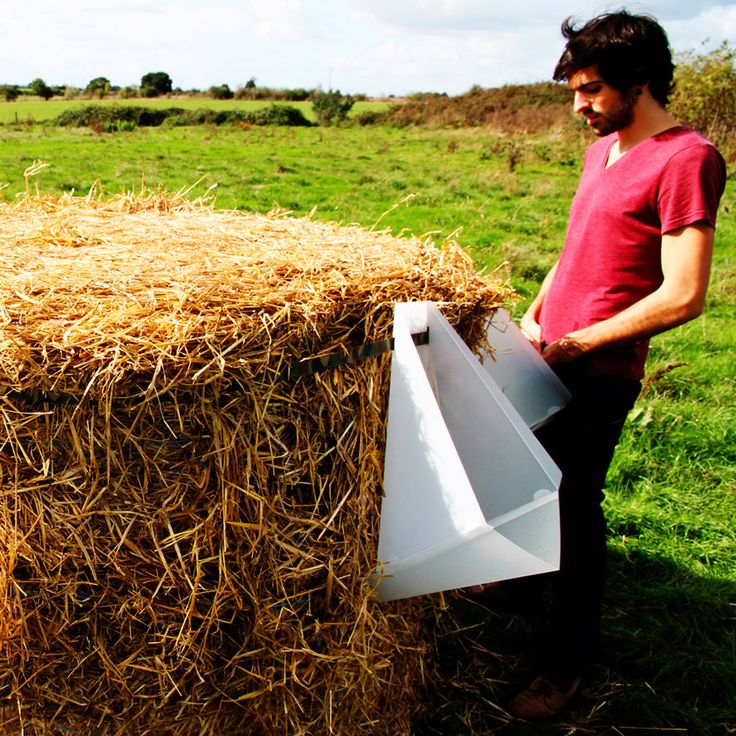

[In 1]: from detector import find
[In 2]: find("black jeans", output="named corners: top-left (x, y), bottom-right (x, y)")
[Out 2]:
top-left (507, 360), bottom-right (641, 685)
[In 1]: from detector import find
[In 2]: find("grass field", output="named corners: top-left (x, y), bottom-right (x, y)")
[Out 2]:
top-left (1, 121), bottom-right (734, 735)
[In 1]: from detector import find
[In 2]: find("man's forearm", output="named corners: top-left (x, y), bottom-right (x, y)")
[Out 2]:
top-left (542, 224), bottom-right (714, 365)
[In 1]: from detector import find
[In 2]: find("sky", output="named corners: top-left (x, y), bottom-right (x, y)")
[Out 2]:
top-left (3, 0), bottom-right (736, 97)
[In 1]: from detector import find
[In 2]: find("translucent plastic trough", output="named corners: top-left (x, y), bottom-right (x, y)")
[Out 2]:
top-left (374, 303), bottom-right (570, 601)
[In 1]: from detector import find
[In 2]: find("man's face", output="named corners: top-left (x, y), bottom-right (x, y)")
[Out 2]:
top-left (568, 65), bottom-right (638, 136)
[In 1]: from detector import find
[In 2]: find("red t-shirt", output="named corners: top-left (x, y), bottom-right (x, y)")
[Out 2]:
top-left (540, 126), bottom-right (726, 380)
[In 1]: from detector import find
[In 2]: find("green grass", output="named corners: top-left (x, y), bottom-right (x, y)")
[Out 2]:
top-left (1, 121), bottom-right (733, 735)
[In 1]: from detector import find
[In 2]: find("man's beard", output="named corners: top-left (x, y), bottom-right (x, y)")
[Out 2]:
top-left (583, 89), bottom-right (638, 136)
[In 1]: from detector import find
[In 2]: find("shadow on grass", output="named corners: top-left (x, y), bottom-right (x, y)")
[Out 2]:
top-left (411, 548), bottom-right (735, 735)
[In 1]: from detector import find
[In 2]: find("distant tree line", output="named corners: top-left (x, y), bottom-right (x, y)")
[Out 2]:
top-left (0, 71), bottom-right (366, 109)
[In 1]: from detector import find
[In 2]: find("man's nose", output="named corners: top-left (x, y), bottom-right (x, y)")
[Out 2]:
top-left (573, 91), bottom-right (589, 114)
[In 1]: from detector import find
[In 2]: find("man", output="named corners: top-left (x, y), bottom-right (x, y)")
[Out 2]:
top-left (478, 11), bottom-right (726, 721)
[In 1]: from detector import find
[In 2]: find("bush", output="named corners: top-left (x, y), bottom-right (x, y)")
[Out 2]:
top-left (209, 84), bottom-right (234, 100)
top-left (670, 42), bottom-right (736, 159)
top-left (29, 78), bottom-right (54, 101)
top-left (311, 90), bottom-right (354, 125)
top-left (236, 84), bottom-right (314, 102)
top-left (53, 105), bottom-right (177, 129)
top-left (286, 88), bottom-right (311, 102)
top-left (85, 77), bottom-right (111, 99)
top-left (163, 109), bottom-right (217, 126)
top-left (0, 85), bottom-right (20, 102)
top-left (352, 110), bottom-right (387, 126)
top-left (138, 108), bottom-right (180, 126)
top-left (52, 105), bottom-right (136, 127)
top-left (140, 71), bottom-right (173, 98)
top-left (249, 104), bottom-right (312, 126)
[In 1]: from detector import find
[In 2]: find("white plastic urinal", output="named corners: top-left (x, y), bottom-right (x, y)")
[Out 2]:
top-left (373, 302), bottom-right (569, 602)
top-left (482, 308), bottom-right (571, 430)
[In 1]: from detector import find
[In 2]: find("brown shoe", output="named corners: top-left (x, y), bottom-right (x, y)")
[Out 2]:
top-left (508, 674), bottom-right (581, 720)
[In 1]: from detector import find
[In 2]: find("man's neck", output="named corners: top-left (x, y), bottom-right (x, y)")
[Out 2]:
top-left (618, 95), bottom-right (679, 152)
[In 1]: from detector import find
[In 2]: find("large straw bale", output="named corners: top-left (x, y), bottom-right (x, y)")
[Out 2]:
top-left (0, 192), bottom-right (511, 735)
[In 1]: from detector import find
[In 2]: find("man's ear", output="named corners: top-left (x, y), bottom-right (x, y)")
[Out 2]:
top-left (633, 79), bottom-right (652, 99)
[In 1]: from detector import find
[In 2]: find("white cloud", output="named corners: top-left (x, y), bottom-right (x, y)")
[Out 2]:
top-left (1, 0), bottom-right (734, 96)
top-left (347, 0), bottom-right (735, 32)
top-left (341, 1), bottom-right (736, 93)
top-left (667, 4), bottom-right (736, 49)
top-left (241, 0), bottom-right (313, 42)
top-left (347, 0), bottom-right (562, 32)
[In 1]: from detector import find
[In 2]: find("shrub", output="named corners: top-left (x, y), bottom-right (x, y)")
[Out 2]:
top-left (250, 105), bottom-right (312, 126)
top-left (164, 109), bottom-right (244, 126)
top-left (52, 105), bottom-right (172, 129)
top-left (286, 88), bottom-right (311, 102)
top-left (52, 105), bottom-right (133, 127)
top-left (209, 84), bottom-right (234, 100)
top-left (140, 71), bottom-right (173, 98)
top-left (163, 109), bottom-right (216, 126)
top-left (352, 110), bottom-right (387, 126)
top-left (85, 77), bottom-right (111, 99)
top-left (236, 84), bottom-right (315, 102)
top-left (29, 78), bottom-right (54, 101)
top-left (105, 119), bottom-right (137, 133)
top-left (138, 108), bottom-right (179, 126)
top-left (311, 90), bottom-right (354, 126)
top-left (670, 42), bottom-right (736, 159)
top-left (0, 85), bottom-right (20, 102)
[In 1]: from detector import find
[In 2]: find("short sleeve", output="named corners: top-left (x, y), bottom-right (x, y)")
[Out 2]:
top-left (658, 143), bottom-right (727, 233)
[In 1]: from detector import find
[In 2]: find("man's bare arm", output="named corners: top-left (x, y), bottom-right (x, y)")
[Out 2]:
top-left (542, 223), bottom-right (714, 365)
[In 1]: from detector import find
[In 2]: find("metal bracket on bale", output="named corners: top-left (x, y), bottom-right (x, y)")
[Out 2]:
top-left (2, 331), bottom-right (431, 407)
top-left (279, 330), bottom-right (429, 381)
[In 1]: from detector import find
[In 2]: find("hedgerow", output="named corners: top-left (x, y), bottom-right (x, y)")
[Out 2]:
top-left (372, 82), bottom-right (572, 131)
top-left (50, 104), bottom-right (313, 130)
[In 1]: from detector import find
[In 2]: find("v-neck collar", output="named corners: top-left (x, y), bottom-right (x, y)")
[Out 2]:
top-left (603, 125), bottom-right (686, 171)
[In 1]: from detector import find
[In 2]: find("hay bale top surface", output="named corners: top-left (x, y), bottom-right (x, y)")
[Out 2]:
top-left (0, 194), bottom-right (508, 393)
top-left (2, 194), bottom-right (440, 312)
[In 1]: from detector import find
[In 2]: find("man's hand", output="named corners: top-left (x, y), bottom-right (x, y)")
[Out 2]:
top-left (541, 335), bottom-right (587, 365)
top-left (519, 261), bottom-right (559, 354)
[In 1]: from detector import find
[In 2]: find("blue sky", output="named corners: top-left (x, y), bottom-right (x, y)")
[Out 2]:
top-left (4, 0), bottom-right (735, 96)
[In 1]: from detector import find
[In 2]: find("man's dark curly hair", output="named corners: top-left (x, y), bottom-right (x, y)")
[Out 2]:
top-left (553, 10), bottom-right (675, 106)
